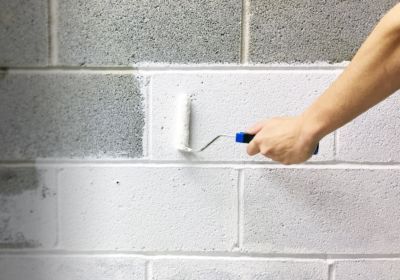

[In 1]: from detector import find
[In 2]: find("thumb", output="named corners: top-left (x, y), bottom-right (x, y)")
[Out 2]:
top-left (247, 140), bottom-right (260, 156)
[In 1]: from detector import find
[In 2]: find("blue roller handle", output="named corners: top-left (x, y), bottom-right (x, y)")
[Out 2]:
top-left (235, 132), bottom-right (319, 155)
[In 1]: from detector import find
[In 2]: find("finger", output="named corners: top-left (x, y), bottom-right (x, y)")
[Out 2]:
top-left (260, 148), bottom-right (273, 158)
top-left (247, 140), bottom-right (260, 156)
top-left (246, 121), bottom-right (264, 135)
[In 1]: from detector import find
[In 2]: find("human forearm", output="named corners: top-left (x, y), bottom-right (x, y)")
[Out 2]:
top-left (302, 4), bottom-right (400, 140)
top-left (246, 4), bottom-right (400, 164)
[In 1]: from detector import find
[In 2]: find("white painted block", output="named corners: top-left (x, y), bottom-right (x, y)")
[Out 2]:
top-left (152, 258), bottom-right (328, 280)
top-left (58, 167), bottom-right (237, 251)
top-left (243, 168), bottom-right (400, 253)
top-left (337, 92), bottom-right (400, 162)
top-left (0, 256), bottom-right (145, 280)
top-left (150, 71), bottom-right (338, 162)
top-left (334, 260), bottom-right (400, 280)
top-left (0, 167), bottom-right (57, 249)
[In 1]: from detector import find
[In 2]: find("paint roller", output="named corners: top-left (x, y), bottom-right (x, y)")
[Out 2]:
top-left (175, 94), bottom-right (319, 154)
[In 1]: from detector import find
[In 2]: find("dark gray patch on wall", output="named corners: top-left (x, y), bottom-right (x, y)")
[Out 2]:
top-left (249, 0), bottom-right (399, 63)
top-left (0, 168), bottom-right (39, 195)
top-left (0, 167), bottom-right (56, 249)
top-left (57, 0), bottom-right (241, 65)
top-left (0, 69), bottom-right (8, 80)
top-left (0, 74), bottom-right (144, 159)
top-left (0, 0), bottom-right (48, 66)
top-left (0, 200), bottom-right (42, 249)
top-left (0, 236), bottom-right (41, 249)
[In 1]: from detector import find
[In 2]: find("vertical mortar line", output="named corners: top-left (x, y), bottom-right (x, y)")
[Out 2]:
top-left (232, 169), bottom-right (241, 250)
top-left (145, 260), bottom-right (153, 280)
top-left (240, 0), bottom-right (251, 64)
top-left (333, 131), bottom-right (338, 160)
top-left (48, 0), bottom-right (58, 65)
top-left (238, 169), bottom-right (245, 249)
top-left (328, 260), bottom-right (336, 280)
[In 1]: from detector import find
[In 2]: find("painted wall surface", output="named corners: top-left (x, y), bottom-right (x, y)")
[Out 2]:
top-left (0, 0), bottom-right (399, 279)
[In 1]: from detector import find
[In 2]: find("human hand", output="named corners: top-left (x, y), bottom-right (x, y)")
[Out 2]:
top-left (246, 116), bottom-right (320, 165)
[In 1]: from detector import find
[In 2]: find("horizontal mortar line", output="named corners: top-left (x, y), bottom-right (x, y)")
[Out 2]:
top-left (1, 160), bottom-right (400, 169)
top-left (4, 68), bottom-right (140, 75)
top-left (0, 64), bottom-right (348, 73)
top-left (0, 251), bottom-right (400, 261)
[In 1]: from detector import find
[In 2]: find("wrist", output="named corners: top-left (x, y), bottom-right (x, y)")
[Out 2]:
top-left (299, 110), bottom-right (328, 145)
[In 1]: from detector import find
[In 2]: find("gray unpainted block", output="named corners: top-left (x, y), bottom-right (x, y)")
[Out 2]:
top-left (0, 256), bottom-right (146, 280)
top-left (58, 0), bottom-right (241, 65)
top-left (0, 0), bottom-right (48, 66)
top-left (0, 73), bottom-right (144, 159)
top-left (0, 167), bottom-right (57, 248)
top-left (249, 0), bottom-right (398, 63)
top-left (0, 168), bottom-right (41, 196)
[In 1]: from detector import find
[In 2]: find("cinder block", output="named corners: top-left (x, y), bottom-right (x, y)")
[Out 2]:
top-left (152, 259), bottom-right (328, 280)
top-left (336, 92), bottom-right (400, 162)
top-left (334, 260), bottom-right (400, 280)
top-left (58, 0), bottom-right (240, 65)
top-left (151, 71), bottom-right (337, 162)
top-left (0, 256), bottom-right (145, 280)
top-left (243, 168), bottom-right (400, 254)
top-left (249, 0), bottom-right (398, 63)
top-left (0, 0), bottom-right (48, 66)
top-left (58, 167), bottom-right (237, 251)
top-left (0, 73), bottom-right (144, 159)
top-left (0, 167), bottom-right (56, 248)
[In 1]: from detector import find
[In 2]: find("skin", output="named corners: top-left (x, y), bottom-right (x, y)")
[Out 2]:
top-left (247, 3), bottom-right (400, 165)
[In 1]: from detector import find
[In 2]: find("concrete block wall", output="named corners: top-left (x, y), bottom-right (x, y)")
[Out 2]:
top-left (1, 0), bottom-right (399, 279)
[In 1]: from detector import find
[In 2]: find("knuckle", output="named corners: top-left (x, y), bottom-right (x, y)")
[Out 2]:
top-left (261, 153), bottom-right (269, 158)
top-left (260, 148), bottom-right (271, 156)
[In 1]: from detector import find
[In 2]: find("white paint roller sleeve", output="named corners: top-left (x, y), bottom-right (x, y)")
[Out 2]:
top-left (175, 94), bottom-right (192, 152)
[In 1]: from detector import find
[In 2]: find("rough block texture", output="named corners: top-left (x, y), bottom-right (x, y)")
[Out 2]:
top-left (151, 71), bottom-right (336, 161)
top-left (58, 0), bottom-right (241, 65)
top-left (0, 73), bottom-right (144, 159)
top-left (4, 0), bottom-right (399, 276)
top-left (58, 167), bottom-right (237, 251)
top-left (336, 92), bottom-right (400, 162)
top-left (249, 0), bottom-right (398, 63)
top-left (334, 260), bottom-right (400, 280)
top-left (243, 168), bottom-right (400, 254)
top-left (0, 167), bottom-right (56, 248)
top-left (0, 256), bottom-right (145, 280)
top-left (0, 0), bottom-right (48, 66)
top-left (152, 259), bottom-right (328, 280)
